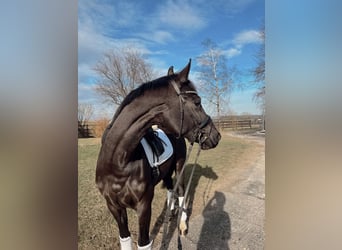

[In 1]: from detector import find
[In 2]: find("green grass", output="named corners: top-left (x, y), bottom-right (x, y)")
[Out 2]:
top-left (78, 134), bottom-right (259, 249)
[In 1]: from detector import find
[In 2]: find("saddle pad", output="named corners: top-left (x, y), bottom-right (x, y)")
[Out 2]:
top-left (140, 129), bottom-right (173, 167)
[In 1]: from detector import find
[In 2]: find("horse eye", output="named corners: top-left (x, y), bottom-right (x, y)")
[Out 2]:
top-left (194, 99), bottom-right (201, 106)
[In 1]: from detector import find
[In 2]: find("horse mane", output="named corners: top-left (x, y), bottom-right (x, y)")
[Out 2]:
top-left (111, 75), bottom-right (175, 122)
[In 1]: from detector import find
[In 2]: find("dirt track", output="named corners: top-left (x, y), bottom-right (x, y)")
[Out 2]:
top-left (154, 133), bottom-right (265, 250)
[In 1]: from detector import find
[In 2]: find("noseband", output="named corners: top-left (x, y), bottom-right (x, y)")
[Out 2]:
top-left (170, 80), bottom-right (211, 141)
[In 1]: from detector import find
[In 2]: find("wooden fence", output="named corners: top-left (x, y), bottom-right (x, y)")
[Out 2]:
top-left (78, 116), bottom-right (264, 138)
top-left (215, 119), bottom-right (251, 129)
top-left (213, 117), bottom-right (263, 130)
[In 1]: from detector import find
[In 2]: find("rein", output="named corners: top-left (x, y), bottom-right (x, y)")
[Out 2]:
top-left (160, 134), bottom-right (207, 249)
top-left (160, 80), bottom-right (211, 248)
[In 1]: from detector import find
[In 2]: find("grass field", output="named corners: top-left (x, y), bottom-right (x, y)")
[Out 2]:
top-left (78, 133), bottom-right (261, 249)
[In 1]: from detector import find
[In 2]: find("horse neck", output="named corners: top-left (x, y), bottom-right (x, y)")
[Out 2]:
top-left (101, 93), bottom-right (171, 167)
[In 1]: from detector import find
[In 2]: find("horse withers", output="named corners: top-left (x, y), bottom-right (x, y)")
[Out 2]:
top-left (96, 60), bottom-right (221, 250)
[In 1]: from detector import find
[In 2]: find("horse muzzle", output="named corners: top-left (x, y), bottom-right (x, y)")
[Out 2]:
top-left (196, 119), bottom-right (221, 150)
top-left (199, 130), bottom-right (221, 150)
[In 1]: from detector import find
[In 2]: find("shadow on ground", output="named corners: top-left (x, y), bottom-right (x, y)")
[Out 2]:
top-left (197, 191), bottom-right (231, 250)
top-left (150, 164), bottom-right (231, 249)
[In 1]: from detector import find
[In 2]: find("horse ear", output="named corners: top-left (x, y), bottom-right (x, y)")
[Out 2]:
top-left (167, 66), bottom-right (174, 76)
top-left (177, 59), bottom-right (191, 83)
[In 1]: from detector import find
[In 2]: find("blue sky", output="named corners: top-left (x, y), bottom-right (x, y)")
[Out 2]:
top-left (78, 0), bottom-right (264, 118)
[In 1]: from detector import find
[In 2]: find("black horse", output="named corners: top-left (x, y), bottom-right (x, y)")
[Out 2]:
top-left (96, 60), bottom-right (221, 250)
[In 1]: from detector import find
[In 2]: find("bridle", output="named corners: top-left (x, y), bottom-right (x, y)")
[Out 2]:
top-left (170, 80), bottom-right (212, 142)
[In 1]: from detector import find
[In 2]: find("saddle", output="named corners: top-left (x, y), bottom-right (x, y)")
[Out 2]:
top-left (140, 128), bottom-right (173, 180)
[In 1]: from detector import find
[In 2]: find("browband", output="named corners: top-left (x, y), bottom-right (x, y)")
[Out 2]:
top-left (170, 80), bottom-right (198, 96)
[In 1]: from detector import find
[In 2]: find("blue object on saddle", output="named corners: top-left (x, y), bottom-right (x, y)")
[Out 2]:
top-left (140, 128), bottom-right (173, 167)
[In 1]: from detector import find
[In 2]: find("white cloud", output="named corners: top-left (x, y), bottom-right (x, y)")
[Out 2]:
top-left (157, 0), bottom-right (207, 30)
top-left (224, 47), bottom-right (242, 58)
top-left (78, 63), bottom-right (96, 82)
top-left (138, 30), bottom-right (175, 44)
top-left (220, 29), bottom-right (262, 59)
top-left (78, 82), bottom-right (95, 92)
top-left (181, 0), bottom-right (256, 16)
top-left (153, 31), bottom-right (175, 43)
top-left (78, 25), bottom-right (115, 65)
top-left (78, 1), bottom-right (157, 118)
top-left (233, 29), bottom-right (262, 47)
top-left (78, 0), bottom-right (140, 31)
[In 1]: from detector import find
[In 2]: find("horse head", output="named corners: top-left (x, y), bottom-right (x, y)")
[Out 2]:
top-left (166, 60), bottom-right (221, 150)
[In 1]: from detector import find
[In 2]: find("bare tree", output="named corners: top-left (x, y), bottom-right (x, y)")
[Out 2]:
top-left (78, 103), bottom-right (94, 126)
top-left (252, 25), bottom-right (265, 129)
top-left (196, 39), bottom-right (234, 129)
top-left (78, 103), bottom-right (94, 137)
top-left (94, 47), bottom-right (155, 105)
top-left (253, 26), bottom-right (265, 100)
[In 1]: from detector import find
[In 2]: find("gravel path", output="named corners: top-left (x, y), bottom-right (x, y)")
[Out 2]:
top-left (154, 135), bottom-right (265, 250)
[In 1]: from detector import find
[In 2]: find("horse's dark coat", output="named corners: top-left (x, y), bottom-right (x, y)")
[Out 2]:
top-left (96, 60), bottom-right (221, 247)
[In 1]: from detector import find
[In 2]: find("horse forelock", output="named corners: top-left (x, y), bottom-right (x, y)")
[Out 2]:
top-left (185, 80), bottom-right (197, 92)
